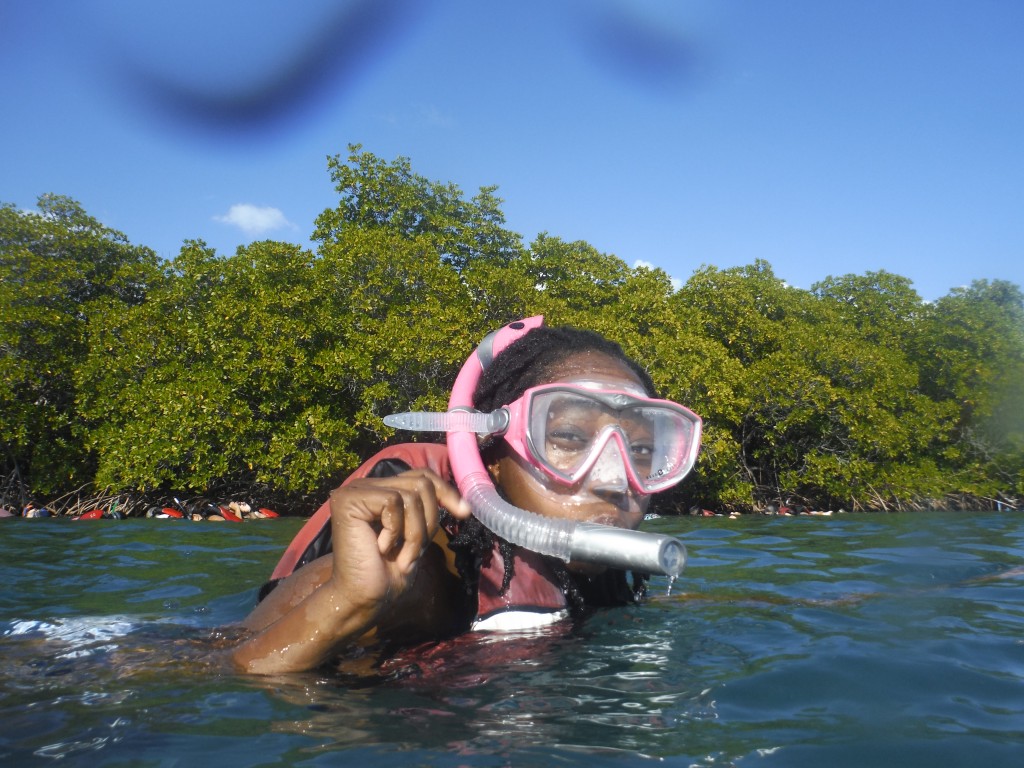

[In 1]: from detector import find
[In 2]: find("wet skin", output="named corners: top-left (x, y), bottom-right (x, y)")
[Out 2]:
top-left (487, 352), bottom-right (652, 574)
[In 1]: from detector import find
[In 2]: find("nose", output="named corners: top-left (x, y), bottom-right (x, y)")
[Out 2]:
top-left (587, 437), bottom-right (632, 507)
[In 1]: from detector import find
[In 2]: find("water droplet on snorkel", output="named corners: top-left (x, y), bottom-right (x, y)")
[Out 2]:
top-left (660, 538), bottom-right (686, 595)
top-left (661, 539), bottom-right (686, 575)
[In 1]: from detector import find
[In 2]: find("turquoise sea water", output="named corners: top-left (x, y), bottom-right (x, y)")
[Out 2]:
top-left (2, 512), bottom-right (1023, 767)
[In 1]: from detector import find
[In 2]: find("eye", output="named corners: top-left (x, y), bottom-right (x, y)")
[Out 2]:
top-left (546, 426), bottom-right (591, 451)
top-left (629, 443), bottom-right (655, 472)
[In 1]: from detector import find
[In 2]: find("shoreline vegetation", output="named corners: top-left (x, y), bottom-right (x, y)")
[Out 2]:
top-left (3, 146), bottom-right (1023, 519)
top-left (0, 476), bottom-right (300, 520)
top-left (1, 478), bottom-right (1016, 522)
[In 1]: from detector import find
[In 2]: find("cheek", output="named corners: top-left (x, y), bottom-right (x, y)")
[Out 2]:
top-left (496, 456), bottom-right (581, 520)
top-left (498, 456), bottom-right (554, 508)
top-left (497, 455), bottom-right (648, 524)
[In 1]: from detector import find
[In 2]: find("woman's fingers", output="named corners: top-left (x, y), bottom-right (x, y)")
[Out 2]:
top-left (378, 473), bottom-right (458, 572)
top-left (434, 475), bottom-right (472, 520)
top-left (375, 484), bottom-right (419, 559)
top-left (334, 470), bottom-right (470, 571)
top-left (390, 485), bottom-right (428, 572)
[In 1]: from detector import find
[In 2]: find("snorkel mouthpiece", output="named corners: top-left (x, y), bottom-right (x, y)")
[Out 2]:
top-left (573, 522), bottom-right (687, 576)
top-left (386, 316), bottom-right (688, 578)
top-left (454, 470), bottom-right (688, 578)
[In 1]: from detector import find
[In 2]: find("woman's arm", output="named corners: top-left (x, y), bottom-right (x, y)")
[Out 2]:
top-left (230, 470), bottom-right (470, 674)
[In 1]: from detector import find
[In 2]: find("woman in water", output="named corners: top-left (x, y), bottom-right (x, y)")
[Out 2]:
top-left (231, 318), bottom-right (702, 674)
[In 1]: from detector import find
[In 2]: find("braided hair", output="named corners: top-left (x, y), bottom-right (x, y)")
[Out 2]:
top-left (443, 324), bottom-right (653, 614)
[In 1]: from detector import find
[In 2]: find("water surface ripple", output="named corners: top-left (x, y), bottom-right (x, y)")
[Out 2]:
top-left (2, 512), bottom-right (1023, 766)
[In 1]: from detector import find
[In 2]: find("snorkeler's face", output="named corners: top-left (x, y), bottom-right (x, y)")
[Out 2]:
top-left (488, 352), bottom-right (652, 570)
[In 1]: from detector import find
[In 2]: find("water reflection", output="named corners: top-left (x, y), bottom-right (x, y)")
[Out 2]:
top-left (2, 513), bottom-right (1024, 766)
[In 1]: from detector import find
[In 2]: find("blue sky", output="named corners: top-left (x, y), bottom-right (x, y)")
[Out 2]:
top-left (3, 0), bottom-right (1022, 301)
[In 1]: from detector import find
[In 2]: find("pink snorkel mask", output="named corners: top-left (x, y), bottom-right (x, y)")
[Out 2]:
top-left (501, 382), bottom-right (702, 495)
top-left (384, 317), bottom-right (694, 577)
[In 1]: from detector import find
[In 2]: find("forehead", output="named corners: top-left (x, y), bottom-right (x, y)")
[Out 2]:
top-left (541, 351), bottom-right (648, 393)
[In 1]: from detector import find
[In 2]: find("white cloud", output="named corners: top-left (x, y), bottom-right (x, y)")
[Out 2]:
top-left (214, 204), bottom-right (293, 235)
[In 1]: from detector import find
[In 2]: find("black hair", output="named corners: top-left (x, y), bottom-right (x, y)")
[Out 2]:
top-left (473, 325), bottom-right (657, 415)
top-left (443, 324), bottom-right (652, 614)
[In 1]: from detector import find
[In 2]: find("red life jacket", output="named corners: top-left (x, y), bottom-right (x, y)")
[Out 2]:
top-left (263, 444), bottom-right (569, 627)
top-left (267, 444), bottom-right (452, 583)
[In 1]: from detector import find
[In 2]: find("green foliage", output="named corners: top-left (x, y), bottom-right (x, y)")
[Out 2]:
top-left (309, 148), bottom-right (533, 480)
top-left (670, 263), bottom-right (965, 510)
top-left (6, 151), bottom-right (1023, 513)
top-left (77, 239), bottom-right (357, 494)
top-left (78, 147), bottom-right (534, 497)
top-left (912, 280), bottom-right (1024, 497)
top-left (522, 234), bottom-right (630, 321)
top-left (677, 260), bottom-right (800, 367)
top-left (811, 270), bottom-right (922, 348)
top-left (0, 196), bottom-right (159, 494)
top-left (314, 144), bottom-right (523, 270)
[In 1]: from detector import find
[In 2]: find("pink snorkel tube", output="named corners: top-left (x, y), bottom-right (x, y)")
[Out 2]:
top-left (444, 317), bottom-right (688, 578)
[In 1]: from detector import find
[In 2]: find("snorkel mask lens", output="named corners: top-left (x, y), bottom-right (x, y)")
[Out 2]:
top-left (506, 384), bottom-right (702, 495)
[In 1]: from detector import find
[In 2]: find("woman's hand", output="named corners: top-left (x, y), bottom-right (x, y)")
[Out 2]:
top-left (232, 470), bottom-right (469, 674)
top-left (326, 470), bottom-right (470, 618)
